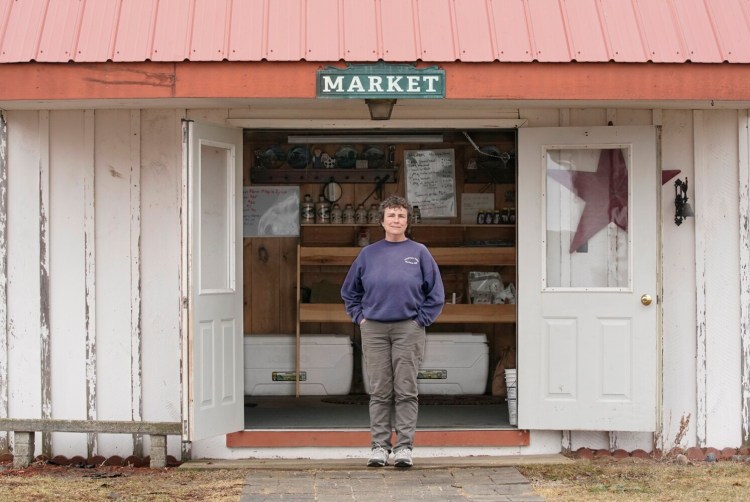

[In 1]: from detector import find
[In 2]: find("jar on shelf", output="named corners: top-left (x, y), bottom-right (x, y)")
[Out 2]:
top-left (357, 227), bottom-right (371, 247)
top-left (343, 203), bottom-right (356, 224)
top-left (492, 209), bottom-right (502, 225)
top-left (300, 194), bottom-right (315, 224)
top-left (509, 208), bottom-right (516, 224)
top-left (411, 205), bottom-right (421, 224)
top-left (355, 204), bottom-right (368, 224)
top-left (501, 207), bottom-right (510, 224)
top-left (330, 203), bottom-right (343, 224)
top-left (367, 204), bottom-right (379, 224)
top-left (315, 195), bottom-right (330, 224)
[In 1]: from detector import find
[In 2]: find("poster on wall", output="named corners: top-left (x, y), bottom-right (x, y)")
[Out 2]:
top-left (243, 186), bottom-right (300, 237)
top-left (404, 149), bottom-right (456, 218)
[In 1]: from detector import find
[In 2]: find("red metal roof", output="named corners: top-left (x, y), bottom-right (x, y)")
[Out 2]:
top-left (1, 0), bottom-right (749, 64)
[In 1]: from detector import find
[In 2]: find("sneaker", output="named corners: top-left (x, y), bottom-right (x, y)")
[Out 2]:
top-left (393, 448), bottom-right (413, 468)
top-left (367, 446), bottom-right (389, 467)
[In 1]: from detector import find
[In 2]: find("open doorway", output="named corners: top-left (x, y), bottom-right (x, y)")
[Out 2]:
top-left (241, 128), bottom-right (519, 430)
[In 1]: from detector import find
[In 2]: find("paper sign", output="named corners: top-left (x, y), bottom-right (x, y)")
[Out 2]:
top-left (243, 186), bottom-right (300, 237)
top-left (461, 193), bottom-right (495, 224)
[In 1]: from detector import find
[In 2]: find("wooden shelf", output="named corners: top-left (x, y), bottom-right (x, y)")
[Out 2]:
top-left (299, 246), bottom-right (515, 266)
top-left (251, 168), bottom-right (398, 184)
top-left (299, 303), bottom-right (515, 324)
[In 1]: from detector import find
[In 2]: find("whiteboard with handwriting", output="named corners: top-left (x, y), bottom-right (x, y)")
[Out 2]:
top-left (405, 149), bottom-right (456, 218)
top-left (243, 186), bottom-right (300, 237)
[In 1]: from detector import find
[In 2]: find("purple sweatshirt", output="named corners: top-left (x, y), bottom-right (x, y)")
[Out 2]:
top-left (341, 239), bottom-right (445, 326)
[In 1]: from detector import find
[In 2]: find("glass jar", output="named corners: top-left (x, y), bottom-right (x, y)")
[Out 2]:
top-left (367, 204), bottom-right (379, 224)
top-left (300, 194), bottom-right (315, 224)
top-left (315, 195), bottom-right (330, 224)
top-left (355, 204), bottom-right (368, 224)
top-left (411, 205), bottom-right (421, 224)
top-left (343, 203), bottom-right (356, 224)
top-left (330, 203), bottom-right (343, 224)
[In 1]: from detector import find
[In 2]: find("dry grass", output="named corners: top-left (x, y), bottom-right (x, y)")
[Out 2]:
top-left (1, 457), bottom-right (749, 501)
top-left (518, 458), bottom-right (750, 501)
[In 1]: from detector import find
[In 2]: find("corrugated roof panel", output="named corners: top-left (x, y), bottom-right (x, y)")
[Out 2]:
top-left (633, 0), bottom-right (685, 62)
top-left (113, 0), bottom-right (156, 62)
top-left (227, 0), bottom-right (265, 61)
top-left (671, 0), bottom-right (720, 63)
top-left (341, 0), bottom-right (378, 61)
top-left (417, 0), bottom-right (456, 61)
top-left (380, 0), bottom-right (418, 61)
top-left (151, 0), bottom-right (191, 62)
top-left (599, 0), bottom-right (646, 62)
top-left (453, 0), bottom-right (494, 62)
top-left (37, 0), bottom-right (79, 62)
top-left (306, 0), bottom-right (341, 61)
top-left (526, 0), bottom-right (571, 62)
top-left (706, 0), bottom-right (750, 63)
top-left (0, 0), bottom-right (46, 63)
top-left (76, 0), bottom-right (119, 62)
top-left (190, 0), bottom-right (229, 61)
top-left (562, 0), bottom-right (610, 62)
top-left (266, 0), bottom-right (304, 61)
top-left (489, 0), bottom-right (532, 62)
top-left (3, 0), bottom-right (750, 64)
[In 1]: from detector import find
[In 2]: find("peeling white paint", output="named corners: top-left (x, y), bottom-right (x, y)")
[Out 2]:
top-left (130, 110), bottom-right (143, 456)
top-left (693, 110), bottom-right (708, 447)
top-left (739, 110), bottom-right (750, 447)
top-left (0, 111), bottom-right (8, 454)
top-left (83, 109), bottom-right (97, 457)
top-left (38, 110), bottom-right (51, 457)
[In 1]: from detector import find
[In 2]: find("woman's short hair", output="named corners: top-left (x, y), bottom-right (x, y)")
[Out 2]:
top-left (378, 195), bottom-right (411, 223)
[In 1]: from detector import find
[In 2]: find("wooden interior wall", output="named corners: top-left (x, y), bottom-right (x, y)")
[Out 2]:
top-left (242, 134), bottom-right (517, 385)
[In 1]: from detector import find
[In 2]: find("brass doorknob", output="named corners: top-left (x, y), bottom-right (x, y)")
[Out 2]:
top-left (641, 294), bottom-right (653, 306)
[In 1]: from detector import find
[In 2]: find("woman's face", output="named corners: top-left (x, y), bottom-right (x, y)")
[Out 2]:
top-left (381, 206), bottom-right (409, 242)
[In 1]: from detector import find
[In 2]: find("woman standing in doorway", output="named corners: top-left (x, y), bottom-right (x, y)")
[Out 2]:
top-left (341, 195), bottom-right (445, 468)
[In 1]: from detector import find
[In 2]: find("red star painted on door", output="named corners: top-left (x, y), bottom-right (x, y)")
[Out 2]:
top-left (547, 149), bottom-right (628, 253)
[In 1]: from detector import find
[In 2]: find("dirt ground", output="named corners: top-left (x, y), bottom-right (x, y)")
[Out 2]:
top-left (1, 457), bottom-right (749, 501)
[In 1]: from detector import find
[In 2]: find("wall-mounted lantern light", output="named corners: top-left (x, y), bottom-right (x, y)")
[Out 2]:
top-left (674, 177), bottom-right (694, 226)
top-left (366, 99), bottom-right (396, 120)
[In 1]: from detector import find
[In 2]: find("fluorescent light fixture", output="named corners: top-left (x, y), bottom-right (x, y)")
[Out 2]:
top-left (287, 134), bottom-right (443, 144)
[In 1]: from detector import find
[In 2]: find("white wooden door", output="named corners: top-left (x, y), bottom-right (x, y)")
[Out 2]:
top-left (517, 126), bottom-right (658, 431)
top-left (185, 121), bottom-right (244, 440)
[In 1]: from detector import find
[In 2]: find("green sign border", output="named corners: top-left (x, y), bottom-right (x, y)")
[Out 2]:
top-left (317, 62), bottom-right (445, 99)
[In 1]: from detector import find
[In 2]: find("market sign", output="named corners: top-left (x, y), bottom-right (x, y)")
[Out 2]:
top-left (317, 62), bottom-right (445, 99)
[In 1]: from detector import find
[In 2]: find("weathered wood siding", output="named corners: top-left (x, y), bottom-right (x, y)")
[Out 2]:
top-left (0, 104), bottom-right (747, 459)
top-left (1, 110), bottom-right (182, 458)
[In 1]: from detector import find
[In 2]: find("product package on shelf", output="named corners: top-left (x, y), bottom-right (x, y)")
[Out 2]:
top-left (468, 272), bottom-right (516, 305)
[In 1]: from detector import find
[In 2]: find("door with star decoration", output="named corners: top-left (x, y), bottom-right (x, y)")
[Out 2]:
top-left (517, 126), bottom-right (658, 431)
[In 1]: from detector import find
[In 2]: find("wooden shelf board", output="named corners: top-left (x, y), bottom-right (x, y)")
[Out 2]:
top-left (299, 246), bottom-right (515, 266)
top-left (299, 303), bottom-right (516, 324)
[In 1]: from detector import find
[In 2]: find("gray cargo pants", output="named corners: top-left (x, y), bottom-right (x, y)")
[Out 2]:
top-left (360, 319), bottom-right (426, 452)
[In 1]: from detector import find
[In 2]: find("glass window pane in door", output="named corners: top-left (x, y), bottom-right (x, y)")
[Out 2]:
top-left (545, 147), bottom-right (629, 289)
top-left (200, 143), bottom-right (232, 291)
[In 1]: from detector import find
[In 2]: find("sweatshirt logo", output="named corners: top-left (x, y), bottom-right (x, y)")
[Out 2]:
top-left (404, 257), bottom-right (419, 265)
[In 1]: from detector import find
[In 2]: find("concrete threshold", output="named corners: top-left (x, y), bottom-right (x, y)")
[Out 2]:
top-left (181, 453), bottom-right (571, 470)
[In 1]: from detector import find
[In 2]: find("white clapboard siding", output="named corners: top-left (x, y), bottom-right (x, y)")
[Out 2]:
top-left (7, 111), bottom-right (43, 438)
top-left (140, 109), bottom-right (183, 457)
top-left (0, 112), bottom-right (8, 454)
top-left (697, 110), bottom-right (743, 448)
top-left (659, 109), bottom-right (699, 451)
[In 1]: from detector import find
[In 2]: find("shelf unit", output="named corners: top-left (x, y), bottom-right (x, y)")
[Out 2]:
top-left (297, 244), bottom-right (516, 325)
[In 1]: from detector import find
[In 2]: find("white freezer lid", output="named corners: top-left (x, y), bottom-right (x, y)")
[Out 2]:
top-left (244, 334), bottom-right (352, 346)
top-left (425, 333), bottom-right (487, 343)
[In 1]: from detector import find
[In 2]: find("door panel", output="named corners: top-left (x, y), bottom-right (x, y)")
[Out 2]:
top-left (186, 121), bottom-right (244, 440)
top-left (518, 126), bottom-right (657, 431)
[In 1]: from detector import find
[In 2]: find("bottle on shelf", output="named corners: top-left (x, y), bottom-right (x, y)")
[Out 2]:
top-left (357, 227), bottom-right (371, 247)
top-left (301, 194), bottom-right (315, 224)
top-left (343, 203), bottom-right (356, 224)
top-left (355, 204), bottom-right (368, 224)
top-left (509, 208), bottom-right (516, 224)
top-left (330, 203), bottom-right (343, 224)
top-left (315, 195), bottom-right (330, 224)
top-left (411, 205), bottom-right (421, 224)
top-left (367, 204), bottom-right (379, 224)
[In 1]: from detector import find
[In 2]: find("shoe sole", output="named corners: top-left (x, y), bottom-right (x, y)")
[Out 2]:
top-left (367, 460), bottom-right (387, 467)
top-left (394, 460), bottom-right (412, 468)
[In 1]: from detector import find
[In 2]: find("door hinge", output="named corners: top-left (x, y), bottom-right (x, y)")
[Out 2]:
top-left (182, 297), bottom-right (189, 309)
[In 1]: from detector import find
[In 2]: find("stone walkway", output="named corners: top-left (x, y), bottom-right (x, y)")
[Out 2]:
top-left (239, 465), bottom-right (545, 501)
